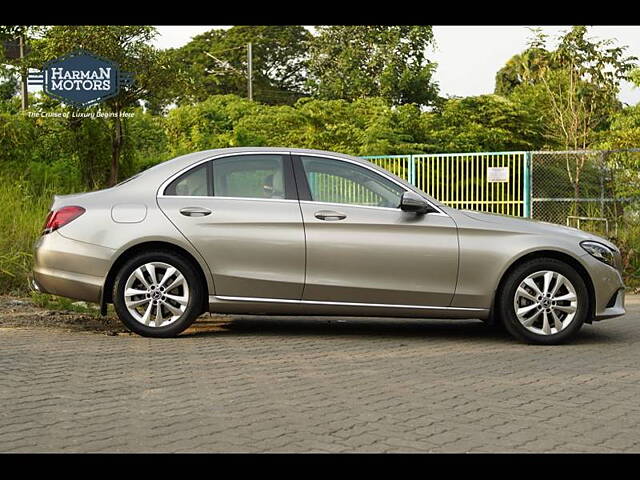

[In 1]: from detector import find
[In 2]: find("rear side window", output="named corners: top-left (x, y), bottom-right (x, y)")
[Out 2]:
top-left (164, 162), bottom-right (211, 196)
top-left (213, 155), bottom-right (286, 199)
top-left (163, 154), bottom-right (289, 199)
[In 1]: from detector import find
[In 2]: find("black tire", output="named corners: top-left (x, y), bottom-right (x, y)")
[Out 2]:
top-left (497, 257), bottom-right (589, 345)
top-left (113, 250), bottom-right (204, 338)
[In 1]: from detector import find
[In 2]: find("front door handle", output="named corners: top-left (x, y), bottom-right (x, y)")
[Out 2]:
top-left (180, 206), bottom-right (212, 217)
top-left (314, 210), bottom-right (347, 221)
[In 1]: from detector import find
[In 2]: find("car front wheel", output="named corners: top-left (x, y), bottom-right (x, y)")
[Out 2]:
top-left (498, 258), bottom-right (589, 345)
top-left (113, 250), bottom-right (204, 337)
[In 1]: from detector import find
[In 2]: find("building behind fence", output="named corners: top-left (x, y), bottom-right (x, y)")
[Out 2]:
top-left (362, 149), bottom-right (640, 237)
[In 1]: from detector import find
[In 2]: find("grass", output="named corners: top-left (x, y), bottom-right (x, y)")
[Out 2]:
top-left (0, 177), bottom-right (54, 294)
top-left (29, 291), bottom-right (102, 316)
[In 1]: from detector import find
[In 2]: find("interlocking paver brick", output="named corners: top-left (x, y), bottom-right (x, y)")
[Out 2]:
top-left (0, 295), bottom-right (640, 452)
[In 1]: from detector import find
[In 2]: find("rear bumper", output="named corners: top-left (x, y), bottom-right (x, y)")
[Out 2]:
top-left (32, 231), bottom-right (114, 304)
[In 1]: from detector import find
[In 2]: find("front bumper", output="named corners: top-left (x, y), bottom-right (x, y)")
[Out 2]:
top-left (595, 287), bottom-right (625, 321)
top-left (32, 231), bottom-right (114, 304)
top-left (580, 252), bottom-right (626, 321)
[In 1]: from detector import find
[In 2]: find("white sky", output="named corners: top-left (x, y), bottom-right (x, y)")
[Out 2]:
top-left (152, 25), bottom-right (640, 106)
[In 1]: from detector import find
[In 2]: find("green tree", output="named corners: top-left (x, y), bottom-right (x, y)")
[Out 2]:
top-left (34, 26), bottom-right (180, 185)
top-left (307, 26), bottom-right (439, 106)
top-left (172, 26), bottom-right (312, 105)
top-left (495, 29), bottom-right (552, 96)
top-left (0, 66), bottom-right (18, 106)
top-left (164, 94), bottom-right (434, 157)
top-left (0, 26), bottom-right (47, 110)
top-left (502, 27), bottom-right (636, 149)
top-left (594, 66), bottom-right (640, 201)
top-left (424, 94), bottom-right (546, 153)
top-left (595, 105), bottom-right (640, 201)
top-left (0, 26), bottom-right (20, 104)
top-left (502, 27), bottom-right (637, 198)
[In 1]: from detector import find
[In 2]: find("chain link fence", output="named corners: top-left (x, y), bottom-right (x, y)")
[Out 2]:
top-left (531, 149), bottom-right (640, 236)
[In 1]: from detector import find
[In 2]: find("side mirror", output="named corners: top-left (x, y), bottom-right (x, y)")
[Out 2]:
top-left (400, 191), bottom-right (436, 214)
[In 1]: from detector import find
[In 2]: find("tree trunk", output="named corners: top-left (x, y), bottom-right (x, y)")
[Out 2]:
top-left (109, 107), bottom-right (123, 186)
top-left (68, 115), bottom-right (95, 189)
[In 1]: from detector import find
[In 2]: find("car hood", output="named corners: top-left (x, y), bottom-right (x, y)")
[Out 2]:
top-left (454, 209), bottom-right (618, 251)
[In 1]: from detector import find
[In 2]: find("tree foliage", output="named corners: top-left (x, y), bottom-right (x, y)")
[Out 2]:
top-left (307, 26), bottom-right (439, 106)
top-left (499, 26), bottom-right (637, 149)
top-left (425, 94), bottom-right (545, 152)
top-left (496, 26), bottom-right (638, 198)
top-left (0, 25), bottom-right (636, 189)
top-left (31, 26), bottom-right (181, 185)
top-left (495, 45), bottom-right (551, 96)
top-left (171, 26), bottom-right (311, 105)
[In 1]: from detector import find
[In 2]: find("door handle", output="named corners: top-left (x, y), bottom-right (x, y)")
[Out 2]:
top-left (180, 206), bottom-right (212, 217)
top-left (314, 210), bottom-right (347, 221)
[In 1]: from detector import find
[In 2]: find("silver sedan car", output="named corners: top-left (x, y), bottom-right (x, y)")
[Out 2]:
top-left (32, 147), bottom-right (626, 344)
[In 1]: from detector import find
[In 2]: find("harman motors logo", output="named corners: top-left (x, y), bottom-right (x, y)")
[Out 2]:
top-left (28, 49), bottom-right (134, 108)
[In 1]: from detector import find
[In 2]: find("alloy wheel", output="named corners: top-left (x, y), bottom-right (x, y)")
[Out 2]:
top-left (513, 270), bottom-right (578, 336)
top-left (123, 262), bottom-right (189, 328)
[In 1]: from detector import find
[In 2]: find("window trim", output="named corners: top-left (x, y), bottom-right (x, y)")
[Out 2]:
top-left (158, 152), bottom-right (297, 201)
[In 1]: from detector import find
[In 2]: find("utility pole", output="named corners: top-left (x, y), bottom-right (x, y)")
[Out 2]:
top-left (247, 42), bottom-right (253, 101)
top-left (19, 35), bottom-right (28, 111)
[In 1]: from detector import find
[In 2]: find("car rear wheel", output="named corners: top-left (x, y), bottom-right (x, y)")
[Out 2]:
top-left (498, 258), bottom-right (589, 345)
top-left (113, 251), bottom-right (204, 337)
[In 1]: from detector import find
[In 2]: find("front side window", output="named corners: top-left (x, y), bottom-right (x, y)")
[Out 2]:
top-left (300, 156), bottom-right (405, 208)
top-left (213, 155), bottom-right (286, 199)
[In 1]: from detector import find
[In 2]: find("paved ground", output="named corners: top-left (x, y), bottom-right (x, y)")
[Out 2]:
top-left (1, 295), bottom-right (639, 453)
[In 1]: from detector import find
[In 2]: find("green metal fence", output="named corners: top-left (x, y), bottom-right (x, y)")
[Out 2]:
top-left (363, 152), bottom-right (531, 217)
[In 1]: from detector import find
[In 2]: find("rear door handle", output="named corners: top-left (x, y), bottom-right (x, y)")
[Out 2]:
top-left (314, 210), bottom-right (347, 221)
top-left (180, 206), bottom-right (212, 217)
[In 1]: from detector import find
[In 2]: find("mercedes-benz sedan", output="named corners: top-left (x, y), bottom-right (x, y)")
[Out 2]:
top-left (32, 147), bottom-right (626, 344)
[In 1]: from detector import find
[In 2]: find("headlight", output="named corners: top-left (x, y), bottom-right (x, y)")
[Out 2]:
top-left (581, 241), bottom-right (615, 267)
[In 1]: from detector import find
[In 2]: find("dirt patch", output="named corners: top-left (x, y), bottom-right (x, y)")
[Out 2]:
top-left (0, 296), bottom-right (234, 336)
top-left (0, 296), bottom-right (129, 335)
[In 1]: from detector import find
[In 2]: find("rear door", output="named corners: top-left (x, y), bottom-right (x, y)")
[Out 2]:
top-left (294, 154), bottom-right (459, 307)
top-left (157, 153), bottom-right (306, 300)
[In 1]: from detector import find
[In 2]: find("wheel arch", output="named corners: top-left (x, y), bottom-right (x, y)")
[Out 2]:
top-left (101, 240), bottom-right (212, 315)
top-left (491, 249), bottom-right (595, 324)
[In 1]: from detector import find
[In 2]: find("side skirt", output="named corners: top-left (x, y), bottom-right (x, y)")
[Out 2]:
top-left (208, 295), bottom-right (490, 320)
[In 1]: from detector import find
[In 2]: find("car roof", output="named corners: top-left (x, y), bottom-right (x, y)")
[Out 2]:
top-left (135, 147), bottom-right (371, 184)
top-left (164, 147), bottom-right (365, 169)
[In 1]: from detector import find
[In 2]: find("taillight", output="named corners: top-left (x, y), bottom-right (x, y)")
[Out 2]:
top-left (42, 206), bottom-right (85, 235)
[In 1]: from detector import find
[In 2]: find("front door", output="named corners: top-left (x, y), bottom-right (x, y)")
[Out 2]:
top-left (294, 155), bottom-right (459, 307)
top-left (158, 153), bottom-right (305, 300)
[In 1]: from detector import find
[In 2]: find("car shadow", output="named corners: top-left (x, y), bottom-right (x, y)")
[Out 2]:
top-left (184, 315), bottom-right (510, 343)
top-left (180, 314), bottom-right (629, 345)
